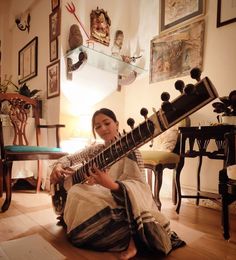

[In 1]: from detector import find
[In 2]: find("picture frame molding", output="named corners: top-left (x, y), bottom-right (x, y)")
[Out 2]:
top-left (217, 0), bottom-right (236, 28)
top-left (160, 0), bottom-right (204, 33)
top-left (47, 60), bottom-right (60, 99)
top-left (50, 38), bottom-right (58, 62)
top-left (18, 36), bottom-right (38, 84)
top-left (49, 8), bottom-right (61, 41)
top-left (150, 19), bottom-right (205, 83)
top-left (51, 0), bottom-right (60, 11)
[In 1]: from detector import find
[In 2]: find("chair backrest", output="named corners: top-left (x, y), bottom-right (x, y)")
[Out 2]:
top-left (0, 93), bottom-right (41, 147)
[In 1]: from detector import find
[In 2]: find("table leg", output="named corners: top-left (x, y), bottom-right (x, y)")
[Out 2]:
top-left (196, 155), bottom-right (203, 206)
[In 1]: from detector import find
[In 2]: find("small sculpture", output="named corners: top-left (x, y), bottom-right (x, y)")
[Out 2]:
top-left (69, 24), bottom-right (83, 50)
top-left (90, 7), bottom-right (111, 46)
top-left (111, 30), bottom-right (124, 57)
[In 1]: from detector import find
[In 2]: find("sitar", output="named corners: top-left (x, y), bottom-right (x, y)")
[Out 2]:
top-left (51, 76), bottom-right (218, 215)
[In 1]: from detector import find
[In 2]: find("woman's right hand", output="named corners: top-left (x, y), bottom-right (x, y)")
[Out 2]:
top-left (50, 164), bottom-right (75, 184)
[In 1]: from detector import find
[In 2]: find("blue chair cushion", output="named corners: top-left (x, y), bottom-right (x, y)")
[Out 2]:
top-left (4, 145), bottom-right (62, 152)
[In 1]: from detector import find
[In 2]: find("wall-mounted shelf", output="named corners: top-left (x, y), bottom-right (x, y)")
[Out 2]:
top-left (65, 45), bottom-right (147, 76)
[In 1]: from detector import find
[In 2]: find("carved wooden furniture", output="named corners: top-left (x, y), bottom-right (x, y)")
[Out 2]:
top-left (141, 150), bottom-right (180, 210)
top-left (141, 118), bottom-right (191, 210)
top-left (219, 130), bottom-right (236, 240)
top-left (0, 93), bottom-right (68, 212)
top-left (175, 124), bottom-right (236, 214)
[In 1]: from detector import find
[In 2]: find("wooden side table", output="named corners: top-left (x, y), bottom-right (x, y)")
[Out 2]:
top-left (175, 124), bottom-right (236, 213)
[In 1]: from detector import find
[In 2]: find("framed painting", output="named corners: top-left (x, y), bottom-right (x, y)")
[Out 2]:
top-left (51, 0), bottom-right (60, 11)
top-left (47, 60), bottom-right (60, 99)
top-left (50, 38), bottom-right (58, 62)
top-left (49, 8), bottom-right (61, 41)
top-left (150, 20), bottom-right (205, 83)
top-left (18, 37), bottom-right (38, 84)
top-left (217, 0), bottom-right (236, 27)
top-left (160, 0), bottom-right (204, 32)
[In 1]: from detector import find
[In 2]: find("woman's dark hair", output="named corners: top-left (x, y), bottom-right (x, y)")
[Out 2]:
top-left (92, 108), bottom-right (117, 138)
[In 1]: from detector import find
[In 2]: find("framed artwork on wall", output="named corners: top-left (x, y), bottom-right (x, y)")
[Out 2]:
top-left (18, 37), bottom-right (38, 84)
top-left (160, 0), bottom-right (204, 32)
top-left (150, 20), bottom-right (205, 83)
top-left (50, 38), bottom-right (58, 62)
top-left (217, 0), bottom-right (236, 27)
top-left (47, 60), bottom-right (60, 99)
top-left (49, 8), bottom-right (61, 41)
top-left (51, 0), bottom-right (60, 11)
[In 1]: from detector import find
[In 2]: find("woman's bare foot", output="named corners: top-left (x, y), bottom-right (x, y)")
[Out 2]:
top-left (119, 238), bottom-right (137, 259)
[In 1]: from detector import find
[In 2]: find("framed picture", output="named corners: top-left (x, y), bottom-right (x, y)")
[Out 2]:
top-left (160, 0), bottom-right (204, 32)
top-left (49, 8), bottom-right (61, 41)
top-left (18, 37), bottom-right (38, 84)
top-left (217, 0), bottom-right (236, 27)
top-left (50, 38), bottom-right (58, 62)
top-left (150, 20), bottom-right (205, 83)
top-left (51, 0), bottom-right (60, 11)
top-left (47, 60), bottom-right (60, 99)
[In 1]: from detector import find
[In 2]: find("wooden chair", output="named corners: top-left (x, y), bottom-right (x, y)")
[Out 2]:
top-left (219, 130), bottom-right (236, 240)
top-left (141, 118), bottom-right (190, 210)
top-left (0, 93), bottom-right (68, 212)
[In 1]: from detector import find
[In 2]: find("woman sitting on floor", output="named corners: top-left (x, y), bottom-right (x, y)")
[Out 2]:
top-left (50, 108), bottom-right (185, 259)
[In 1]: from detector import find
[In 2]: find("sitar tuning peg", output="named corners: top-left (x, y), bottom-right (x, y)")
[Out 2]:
top-left (190, 67), bottom-right (202, 82)
top-left (140, 108), bottom-right (148, 119)
top-left (184, 83), bottom-right (195, 95)
top-left (175, 80), bottom-right (185, 94)
top-left (161, 92), bottom-right (170, 101)
top-left (127, 118), bottom-right (135, 129)
top-left (161, 92), bottom-right (173, 112)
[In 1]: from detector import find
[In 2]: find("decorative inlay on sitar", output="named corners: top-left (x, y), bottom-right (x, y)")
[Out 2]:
top-left (51, 70), bottom-right (218, 215)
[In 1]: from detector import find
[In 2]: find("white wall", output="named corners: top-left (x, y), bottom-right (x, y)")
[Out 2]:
top-left (59, 0), bottom-right (158, 139)
top-left (1, 0), bottom-right (236, 193)
top-left (123, 0), bottom-right (236, 193)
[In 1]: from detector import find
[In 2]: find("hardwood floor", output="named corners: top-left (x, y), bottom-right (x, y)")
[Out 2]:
top-left (0, 191), bottom-right (236, 260)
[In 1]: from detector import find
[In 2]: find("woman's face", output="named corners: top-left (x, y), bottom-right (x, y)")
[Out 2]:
top-left (93, 113), bottom-right (119, 143)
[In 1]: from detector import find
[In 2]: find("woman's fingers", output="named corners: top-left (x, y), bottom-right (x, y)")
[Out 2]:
top-left (50, 166), bottom-right (75, 184)
top-left (85, 176), bottom-right (96, 185)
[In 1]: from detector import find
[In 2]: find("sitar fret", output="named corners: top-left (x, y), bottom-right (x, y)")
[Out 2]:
top-left (72, 118), bottom-right (155, 185)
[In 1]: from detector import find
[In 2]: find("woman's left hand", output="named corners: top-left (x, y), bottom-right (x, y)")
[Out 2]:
top-left (88, 165), bottom-right (119, 190)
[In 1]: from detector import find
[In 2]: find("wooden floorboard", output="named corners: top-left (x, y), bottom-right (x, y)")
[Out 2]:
top-left (0, 191), bottom-right (236, 260)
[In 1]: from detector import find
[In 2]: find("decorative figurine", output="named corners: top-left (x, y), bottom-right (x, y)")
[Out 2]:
top-left (68, 24), bottom-right (83, 50)
top-left (90, 7), bottom-right (111, 46)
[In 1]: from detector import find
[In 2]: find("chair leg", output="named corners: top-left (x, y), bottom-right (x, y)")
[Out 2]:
top-left (175, 157), bottom-right (185, 214)
top-left (36, 160), bottom-right (42, 193)
top-left (172, 170), bottom-right (177, 205)
top-left (1, 162), bottom-right (13, 212)
top-left (154, 164), bottom-right (163, 211)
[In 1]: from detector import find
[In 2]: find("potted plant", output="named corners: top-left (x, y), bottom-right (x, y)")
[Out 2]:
top-left (212, 90), bottom-right (236, 124)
